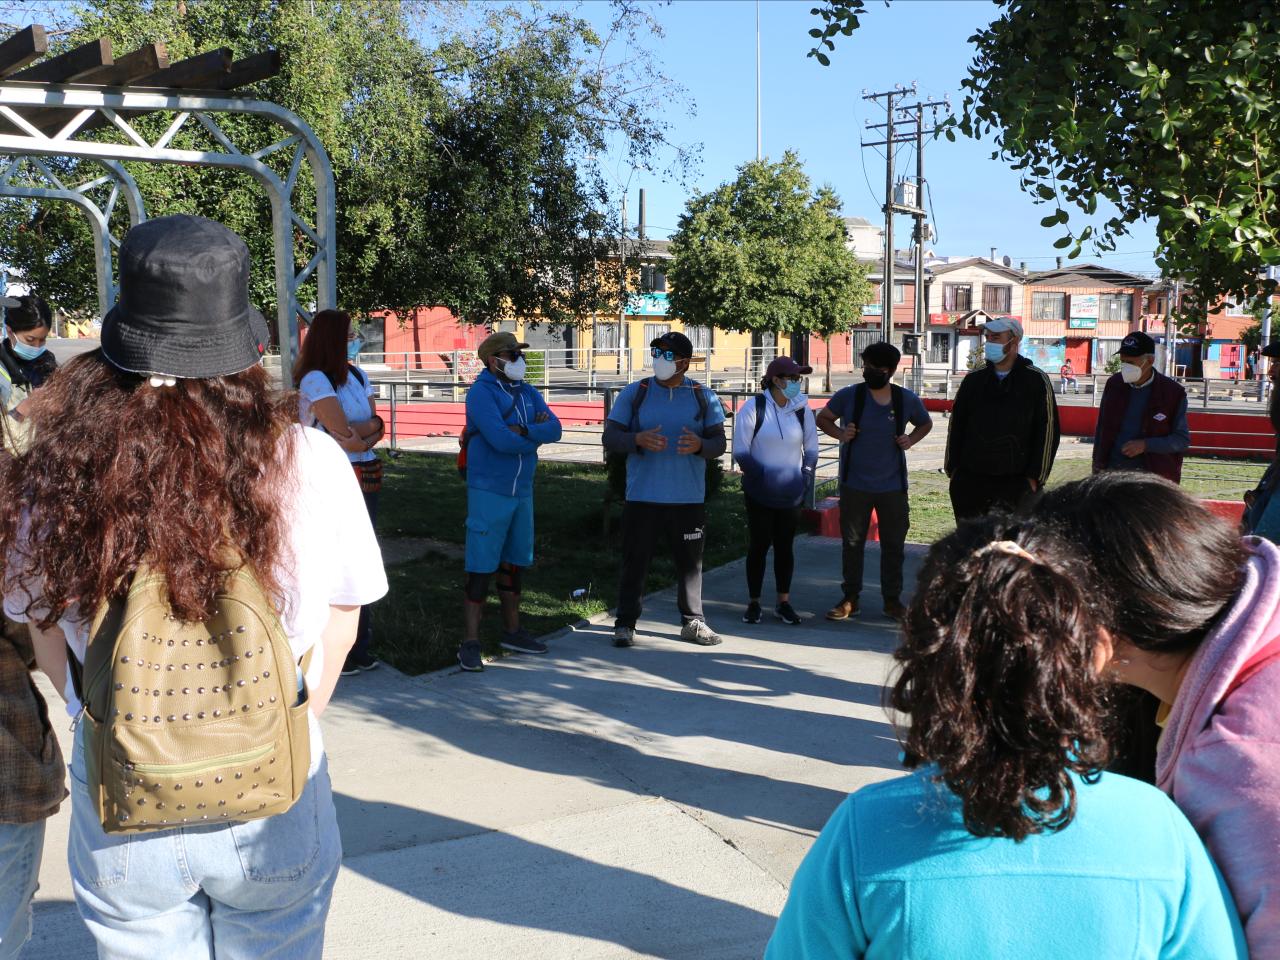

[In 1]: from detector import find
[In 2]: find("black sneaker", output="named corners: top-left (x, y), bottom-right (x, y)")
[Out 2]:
top-left (774, 601), bottom-right (802, 625)
top-left (613, 626), bottom-right (635, 647)
top-left (346, 651), bottom-right (380, 673)
top-left (500, 628), bottom-right (548, 655)
top-left (742, 601), bottom-right (763, 624)
top-left (458, 641), bottom-right (484, 672)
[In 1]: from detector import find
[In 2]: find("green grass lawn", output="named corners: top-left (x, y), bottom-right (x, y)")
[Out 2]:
top-left (371, 451), bottom-right (1265, 675)
top-left (903, 456), bottom-right (1266, 546)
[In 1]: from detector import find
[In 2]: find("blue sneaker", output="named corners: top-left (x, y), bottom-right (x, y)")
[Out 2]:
top-left (458, 641), bottom-right (484, 672)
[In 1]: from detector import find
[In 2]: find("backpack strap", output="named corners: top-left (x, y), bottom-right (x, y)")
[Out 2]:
top-left (891, 385), bottom-right (907, 493)
top-left (841, 384), bottom-right (867, 485)
top-left (751, 393), bottom-right (767, 443)
top-left (685, 378), bottom-right (709, 424)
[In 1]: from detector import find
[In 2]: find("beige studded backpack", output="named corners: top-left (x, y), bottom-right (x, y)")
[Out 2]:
top-left (72, 565), bottom-right (310, 834)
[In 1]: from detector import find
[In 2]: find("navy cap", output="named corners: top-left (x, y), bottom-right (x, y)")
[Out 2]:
top-left (651, 330), bottom-right (694, 358)
top-left (1118, 331), bottom-right (1156, 357)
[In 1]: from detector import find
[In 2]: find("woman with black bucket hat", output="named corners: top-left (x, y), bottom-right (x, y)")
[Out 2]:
top-left (1, 214), bottom-right (387, 958)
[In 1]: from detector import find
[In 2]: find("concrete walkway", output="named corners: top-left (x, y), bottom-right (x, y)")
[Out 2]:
top-left (27, 539), bottom-right (922, 959)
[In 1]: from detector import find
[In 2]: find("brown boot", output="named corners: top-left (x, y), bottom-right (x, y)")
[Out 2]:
top-left (826, 597), bottom-right (860, 621)
top-left (883, 598), bottom-right (908, 621)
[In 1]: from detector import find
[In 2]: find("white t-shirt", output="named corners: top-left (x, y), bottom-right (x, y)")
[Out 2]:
top-left (3, 425), bottom-right (388, 770)
top-left (298, 366), bottom-right (376, 463)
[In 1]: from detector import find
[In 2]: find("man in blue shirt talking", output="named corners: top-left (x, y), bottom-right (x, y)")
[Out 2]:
top-left (603, 332), bottom-right (727, 648)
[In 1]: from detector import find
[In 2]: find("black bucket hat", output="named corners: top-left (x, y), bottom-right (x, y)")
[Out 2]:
top-left (100, 214), bottom-right (270, 379)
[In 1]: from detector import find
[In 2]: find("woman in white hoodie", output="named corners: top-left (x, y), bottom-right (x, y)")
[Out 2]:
top-left (732, 356), bottom-right (819, 625)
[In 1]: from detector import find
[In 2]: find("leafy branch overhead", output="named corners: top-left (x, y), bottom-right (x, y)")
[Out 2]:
top-left (954, 0), bottom-right (1280, 318)
top-left (809, 0), bottom-right (1280, 318)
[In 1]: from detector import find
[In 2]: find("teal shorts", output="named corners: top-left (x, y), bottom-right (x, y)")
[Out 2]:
top-left (465, 488), bottom-right (535, 573)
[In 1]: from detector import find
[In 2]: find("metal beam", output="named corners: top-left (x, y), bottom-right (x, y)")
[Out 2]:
top-left (0, 83), bottom-right (336, 375)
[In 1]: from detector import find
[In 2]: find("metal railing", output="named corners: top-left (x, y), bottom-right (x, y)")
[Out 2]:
top-left (365, 373), bottom-right (1274, 508)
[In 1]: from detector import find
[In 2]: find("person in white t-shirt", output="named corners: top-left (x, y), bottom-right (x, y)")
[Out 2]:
top-left (0, 214), bottom-right (388, 959)
top-left (294, 309), bottom-right (385, 675)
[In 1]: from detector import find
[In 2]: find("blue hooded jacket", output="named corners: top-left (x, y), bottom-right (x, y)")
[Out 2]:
top-left (464, 369), bottom-right (562, 497)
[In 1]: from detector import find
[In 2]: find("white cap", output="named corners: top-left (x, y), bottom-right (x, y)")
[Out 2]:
top-left (983, 316), bottom-right (1024, 339)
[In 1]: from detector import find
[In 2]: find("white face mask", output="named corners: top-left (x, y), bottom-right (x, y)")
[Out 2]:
top-left (499, 356), bottom-right (527, 382)
top-left (1120, 361), bottom-right (1145, 384)
top-left (653, 356), bottom-right (679, 381)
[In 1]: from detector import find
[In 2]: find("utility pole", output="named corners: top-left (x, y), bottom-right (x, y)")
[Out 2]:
top-left (862, 87), bottom-right (947, 372)
top-left (755, 0), bottom-right (762, 162)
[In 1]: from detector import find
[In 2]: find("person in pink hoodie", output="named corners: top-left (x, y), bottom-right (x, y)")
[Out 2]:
top-left (1038, 471), bottom-right (1280, 957)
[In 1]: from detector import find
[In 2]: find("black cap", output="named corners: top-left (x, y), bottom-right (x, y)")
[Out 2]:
top-left (1261, 342), bottom-right (1280, 359)
top-left (651, 330), bottom-right (694, 358)
top-left (101, 214), bottom-right (270, 379)
top-left (1118, 331), bottom-right (1156, 357)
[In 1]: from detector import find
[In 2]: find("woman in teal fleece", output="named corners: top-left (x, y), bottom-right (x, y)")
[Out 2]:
top-left (766, 517), bottom-right (1246, 959)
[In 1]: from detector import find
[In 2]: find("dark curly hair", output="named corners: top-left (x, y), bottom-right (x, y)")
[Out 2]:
top-left (0, 350), bottom-right (297, 627)
top-left (891, 515), bottom-right (1111, 841)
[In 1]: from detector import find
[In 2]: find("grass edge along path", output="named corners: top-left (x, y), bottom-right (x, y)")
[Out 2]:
top-left (370, 452), bottom-right (1264, 675)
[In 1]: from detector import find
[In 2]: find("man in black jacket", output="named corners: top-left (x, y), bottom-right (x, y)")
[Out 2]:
top-left (945, 317), bottom-right (1060, 520)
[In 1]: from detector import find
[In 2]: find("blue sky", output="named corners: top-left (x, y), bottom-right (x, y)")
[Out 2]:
top-left (579, 0), bottom-right (1160, 275)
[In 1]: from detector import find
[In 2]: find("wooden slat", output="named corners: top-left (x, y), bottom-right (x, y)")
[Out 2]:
top-left (0, 25), bottom-right (48, 78)
top-left (75, 42), bottom-right (168, 87)
top-left (11, 44), bottom-right (172, 136)
top-left (216, 50), bottom-right (280, 90)
top-left (8, 38), bottom-right (112, 84)
top-left (134, 48), bottom-right (232, 89)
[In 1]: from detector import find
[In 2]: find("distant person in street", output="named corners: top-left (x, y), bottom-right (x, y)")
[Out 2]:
top-left (766, 515), bottom-right (1246, 960)
top-left (1037, 472), bottom-right (1280, 957)
top-left (295, 309), bottom-right (386, 676)
top-left (1243, 341), bottom-right (1280, 538)
top-left (1092, 331), bottom-right (1190, 483)
top-left (1059, 358), bottom-right (1079, 394)
top-left (817, 342), bottom-right (931, 622)
top-left (732, 356), bottom-right (819, 626)
top-left (944, 317), bottom-right (1059, 520)
top-left (603, 331), bottom-right (727, 648)
top-left (458, 331), bottom-right (563, 672)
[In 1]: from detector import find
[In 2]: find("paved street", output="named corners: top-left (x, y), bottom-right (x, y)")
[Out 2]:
top-left (26, 538), bottom-right (917, 959)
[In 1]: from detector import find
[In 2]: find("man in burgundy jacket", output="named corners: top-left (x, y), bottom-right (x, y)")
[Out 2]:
top-left (1093, 331), bottom-right (1190, 482)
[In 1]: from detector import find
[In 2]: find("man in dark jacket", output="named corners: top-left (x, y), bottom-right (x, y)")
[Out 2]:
top-left (1092, 331), bottom-right (1190, 483)
top-left (945, 317), bottom-right (1060, 520)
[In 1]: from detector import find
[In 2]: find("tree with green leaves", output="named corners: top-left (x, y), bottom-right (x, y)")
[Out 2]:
top-left (808, 0), bottom-right (1280, 322)
top-left (667, 151), bottom-right (871, 391)
top-left (0, 0), bottom-right (690, 328)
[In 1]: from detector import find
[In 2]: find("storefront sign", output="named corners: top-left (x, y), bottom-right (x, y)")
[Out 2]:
top-left (1069, 294), bottom-right (1098, 323)
top-left (1068, 317), bottom-right (1098, 329)
top-left (625, 293), bottom-right (668, 316)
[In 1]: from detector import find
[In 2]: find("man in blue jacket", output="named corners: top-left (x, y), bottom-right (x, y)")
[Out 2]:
top-left (603, 331), bottom-right (727, 648)
top-left (459, 331), bottom-right (563, 672)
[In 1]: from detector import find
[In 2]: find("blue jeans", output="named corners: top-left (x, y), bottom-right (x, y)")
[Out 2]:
top-left (0, 820), bottom-right (45, 960)
top-left (69, 730), bottom-right (341, 960)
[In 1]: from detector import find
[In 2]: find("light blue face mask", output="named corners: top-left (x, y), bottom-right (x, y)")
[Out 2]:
top-left (983, 341), bottom-right (1007, 364)
top-left (780, 379), bottom-right (802, 400)
top-left (347, 336), bottom-right (364, 361)
top-left (10, 337), bottom-right (46, 361)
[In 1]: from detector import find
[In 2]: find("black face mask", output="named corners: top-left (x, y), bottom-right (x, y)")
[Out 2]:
top-left (863, 369), bottom-right (890, 390)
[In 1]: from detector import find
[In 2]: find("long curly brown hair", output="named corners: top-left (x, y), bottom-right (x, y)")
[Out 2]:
top-left (891, 515), bottom-right (1111, 842)
top-left (0, 350), bottom-right (296, 627)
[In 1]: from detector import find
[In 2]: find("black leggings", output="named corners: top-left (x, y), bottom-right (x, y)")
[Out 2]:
top-left (744, 494), bottom-right (800, 599)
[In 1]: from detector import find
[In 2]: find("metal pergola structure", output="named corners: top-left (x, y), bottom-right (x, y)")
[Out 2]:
top-left (0, 25), bottom-right (336, 373)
